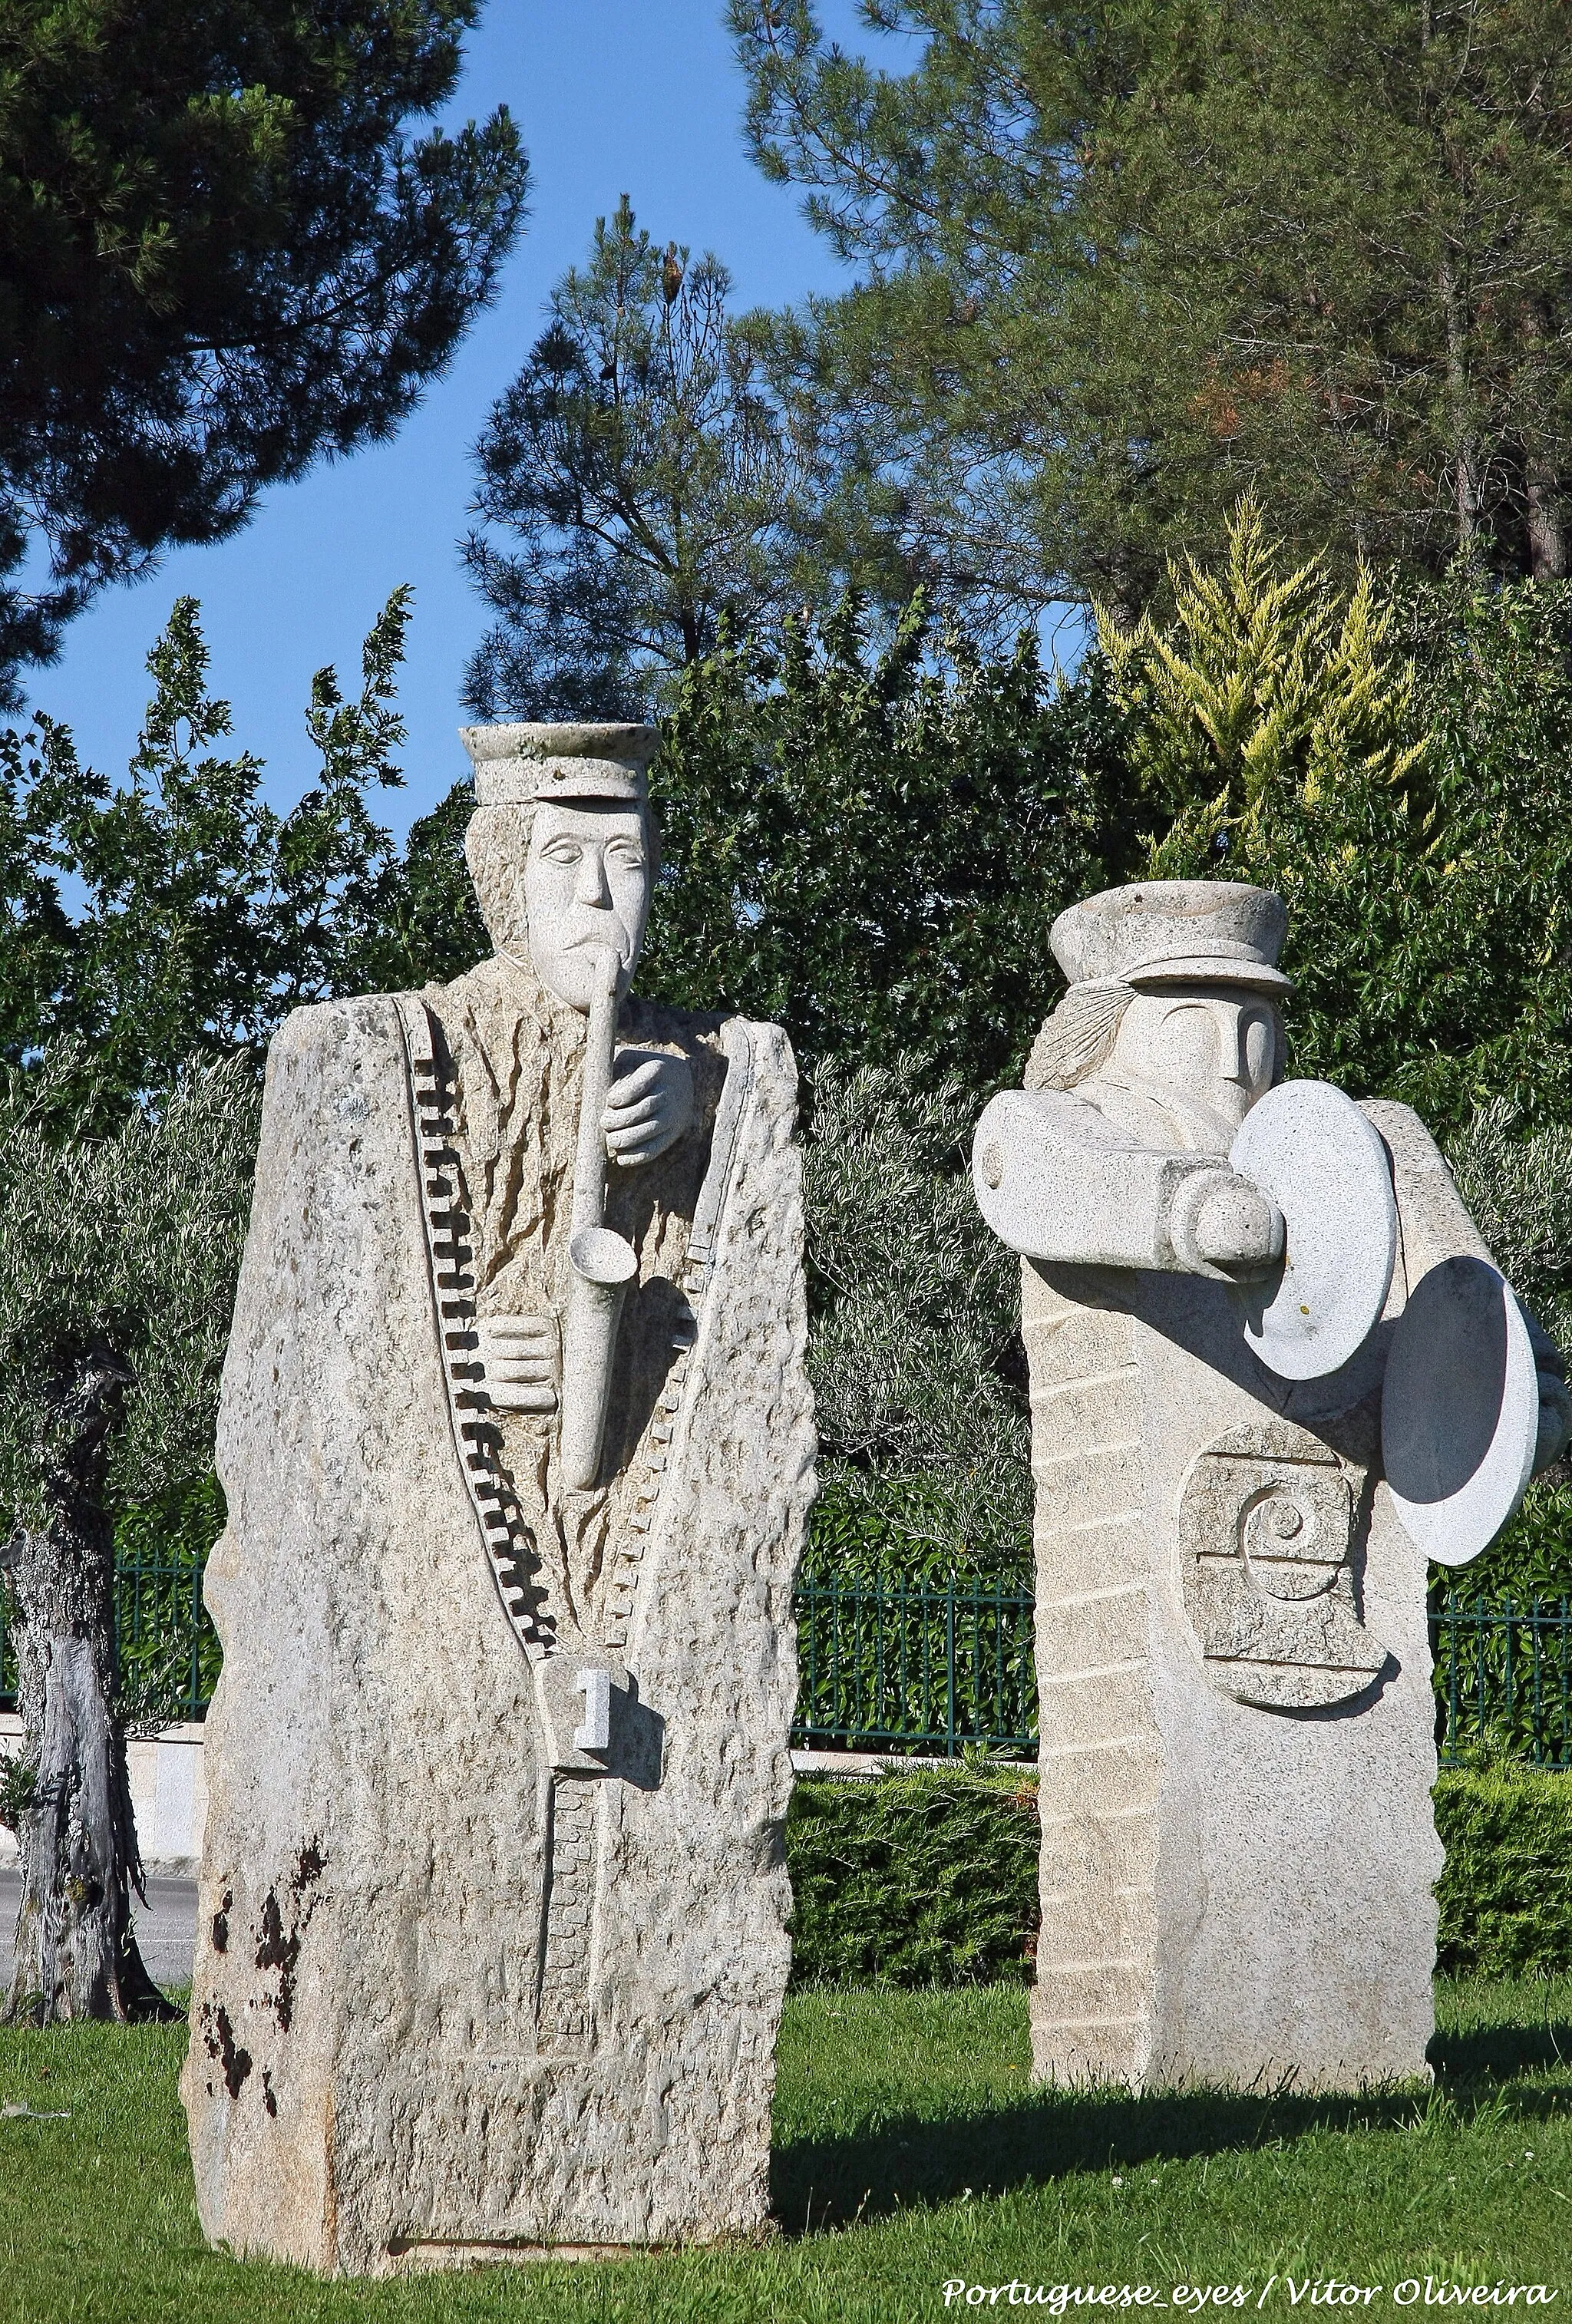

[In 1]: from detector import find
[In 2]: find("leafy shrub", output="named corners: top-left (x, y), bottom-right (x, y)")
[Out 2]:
top-left (786, 1768), bottom-right (1039, 1989)
top-left (1122, 518), bottom-right (1572, 1142)
top-left (802, 1058), bottom-right (1031, 1580)
top-left (1435, 1766), bottom-right (1572, 1976)
top-left (786, 1764), bottom-right (1572, 1988)
top-left (0, 1745), bottom-right (33, 1834)
top-left (642, 597), bottom-right (1138, 1097)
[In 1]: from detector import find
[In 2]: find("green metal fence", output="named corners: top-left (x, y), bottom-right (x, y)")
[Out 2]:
top-left (4, 1554), bottom-right (1570, 1769)
top-left (0, 1540), bottom-right (218, 1727)
top-left (791, 1571), bottom-right (1038, 1757)
top-left (1431, 1589), bottom-right (1572, 1769)
top-left (789, 1579), bottom-right (1572, 1765)
top-left (112, 1533), bottom-right (220, 1727)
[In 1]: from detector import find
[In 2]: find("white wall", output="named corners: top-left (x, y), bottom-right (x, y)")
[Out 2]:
top-left (0, 1714), bottom-right (208, 1874)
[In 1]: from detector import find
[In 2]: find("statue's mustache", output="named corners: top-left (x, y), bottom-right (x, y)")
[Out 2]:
top-left (557, 909), bottom-right (632, 963)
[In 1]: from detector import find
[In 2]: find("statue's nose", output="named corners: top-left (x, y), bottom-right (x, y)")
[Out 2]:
top-left (573, 850), bottom-right (612, 907)
top-left (1220, 1007), bottom-right (1253, 1084)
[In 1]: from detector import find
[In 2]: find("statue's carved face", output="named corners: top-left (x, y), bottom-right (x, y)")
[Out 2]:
top-left (1108, 984), bottom-right (1281, 1134)
top-left (523, 801), bottom-right (652, 1012)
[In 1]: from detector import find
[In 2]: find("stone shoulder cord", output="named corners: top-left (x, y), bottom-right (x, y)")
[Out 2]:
top-left (397, 995), bottom-right (755, 1662)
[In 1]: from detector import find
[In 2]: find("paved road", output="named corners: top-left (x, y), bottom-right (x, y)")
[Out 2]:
top-left (2, 1870), bottom-right (197, 1995)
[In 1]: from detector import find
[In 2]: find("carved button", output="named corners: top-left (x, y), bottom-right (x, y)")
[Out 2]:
top-left (1177, 1428), bottom-right (1380, 1707)
top-left (980, 1143), bottom-right (1005, 1190)
top-left (1240, 1481), bottom-right (1346, 1601)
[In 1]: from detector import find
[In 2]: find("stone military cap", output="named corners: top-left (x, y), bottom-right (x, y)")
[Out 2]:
top-left (460, 721), bottom-right (660, 806)
top-left (1050, 878), bottom-right (1291, 993)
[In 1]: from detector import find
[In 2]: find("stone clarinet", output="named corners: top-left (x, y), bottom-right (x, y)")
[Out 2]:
top-left (182, 723), bottom-right (815, 2273)
top-left (973, 880), bottom-right (1569, 2095)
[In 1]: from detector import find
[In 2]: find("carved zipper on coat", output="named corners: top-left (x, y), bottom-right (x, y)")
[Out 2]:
top-left (396, 994), bottom-right (755, 1664)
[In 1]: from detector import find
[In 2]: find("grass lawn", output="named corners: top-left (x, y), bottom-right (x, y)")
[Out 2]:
top-left (2, 1980), bottom-right (1570, 2322)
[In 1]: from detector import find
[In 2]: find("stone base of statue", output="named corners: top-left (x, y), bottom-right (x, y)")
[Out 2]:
top-left (180, 986), bottom-right (813, 2274)
top-left (1022, 1255), bottom-right (1438, 2097)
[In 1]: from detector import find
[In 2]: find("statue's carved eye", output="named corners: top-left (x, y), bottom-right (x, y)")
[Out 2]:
top-left (1146, 1002), bottom-right (1217, 1080)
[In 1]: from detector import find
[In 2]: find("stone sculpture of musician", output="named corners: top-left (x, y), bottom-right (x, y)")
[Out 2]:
top-left (182, 723), bottom-right (814, 2275)
top-left (973, 878), bottom-right (1567, 2095)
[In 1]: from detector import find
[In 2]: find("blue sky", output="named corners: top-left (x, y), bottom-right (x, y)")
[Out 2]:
top-left (28, 2), bottom-right (874, 835)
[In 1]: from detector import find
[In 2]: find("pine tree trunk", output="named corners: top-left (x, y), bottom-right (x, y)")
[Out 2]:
top-left (1, 1348), bottom-right (176, 2024)
top-left (1521, 302), bottom-right (1564, 579)
top-left (1526, 454), bottom-right (1565, 581)
top-left (1423, 4), bottom-right (1482, 559)
top-left (1439, 246), bottom-right (1481, 553)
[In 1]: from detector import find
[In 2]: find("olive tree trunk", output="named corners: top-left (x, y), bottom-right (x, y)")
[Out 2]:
top-left (2, 1347), bottom-right (175, 2023)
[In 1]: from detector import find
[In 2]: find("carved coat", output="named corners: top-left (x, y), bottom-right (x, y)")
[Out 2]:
top-left (989, 1065), bottom-right (1499, 2093)
top-left (181, 959), bottom-right (814, 2273)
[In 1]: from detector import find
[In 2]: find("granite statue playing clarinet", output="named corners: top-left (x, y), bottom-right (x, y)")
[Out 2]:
top-left (183, 723), bottom-right (814, 2274)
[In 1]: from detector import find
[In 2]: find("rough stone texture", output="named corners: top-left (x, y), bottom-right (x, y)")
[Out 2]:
top-left (1024, 1249), bottom-right (1438, 2094)
top-left (973, 878), bottom-right (1545, 2097)
top-left (180, 976), bottom-right (813, 2274)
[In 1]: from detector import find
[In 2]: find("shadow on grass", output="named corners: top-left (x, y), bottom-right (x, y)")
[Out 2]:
top-left (772, 2032), bottom-right (1572, 2233)
top-left (1431, 2019), bottom-right (1572, 2081)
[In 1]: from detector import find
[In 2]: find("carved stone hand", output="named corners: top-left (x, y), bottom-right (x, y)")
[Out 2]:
top-left (603, 1050), bottom-right (693, 1168)
top-left (1170, 1167), bottom-right (1286, 1278)
top-left (475, 1313), bottom-right (560, 1415)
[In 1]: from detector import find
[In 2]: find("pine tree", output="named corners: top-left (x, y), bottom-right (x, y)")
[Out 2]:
top-left (462, 197), bottom-right (823, 718)
top-left (0, 0), bottom-right (528, 700)
top-left (733, 0), bottom-right (1572, 626)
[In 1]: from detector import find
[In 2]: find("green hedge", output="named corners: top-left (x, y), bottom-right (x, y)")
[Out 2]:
top-left (787, 1764), bottom-right (1572, 1988)
top-left (1435, 1765), bottom-right (1572, 1976)
top-left (787, 1769), bottom-right (1039, 1988)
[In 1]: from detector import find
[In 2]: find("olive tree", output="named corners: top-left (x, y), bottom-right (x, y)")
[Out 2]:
top-left (801, 1056), bottom-right (1030, 1577)
top-left (0, 1055), bottom-right (257, 2023)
